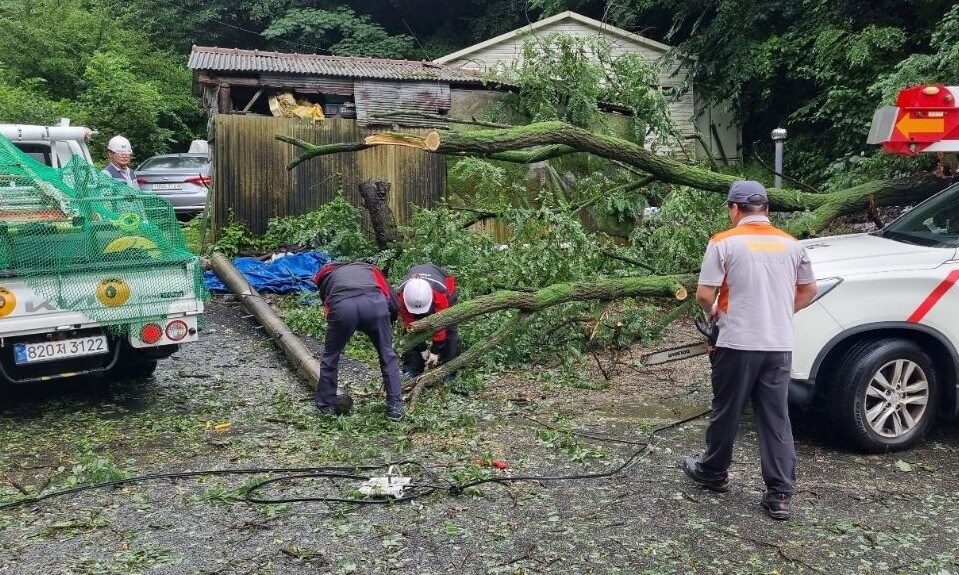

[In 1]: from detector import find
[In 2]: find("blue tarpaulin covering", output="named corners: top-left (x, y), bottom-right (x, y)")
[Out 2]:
top-left (204, 251), bottom-right (331, 294)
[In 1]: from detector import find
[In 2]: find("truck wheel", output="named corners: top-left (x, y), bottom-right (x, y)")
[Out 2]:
top-left (831, 339), bottom-right (938, 452)
top-left (109, 359), bottom-right (158, 380)
top-left (125, 360), bottom-right (158, 379)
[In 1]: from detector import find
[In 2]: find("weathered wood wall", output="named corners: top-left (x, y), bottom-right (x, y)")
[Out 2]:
top-left (212, 115), bottom-right (445, 237)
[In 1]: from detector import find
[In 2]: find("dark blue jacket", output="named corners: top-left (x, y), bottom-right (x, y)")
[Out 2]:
top-left (314, 261), bottom-right (398, 321)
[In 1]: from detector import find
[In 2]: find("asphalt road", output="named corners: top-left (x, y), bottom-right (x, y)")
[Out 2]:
top-left (1, 299), bottom-right (958, 574)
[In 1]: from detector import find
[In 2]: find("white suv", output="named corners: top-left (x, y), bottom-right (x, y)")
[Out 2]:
top-left (791, 183), bottom-right (959, 451)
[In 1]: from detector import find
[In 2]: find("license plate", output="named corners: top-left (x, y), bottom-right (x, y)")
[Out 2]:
top-left (152, 183), bottom-right (182, 190)
top-left (13, 336), bottom-right (109, 365)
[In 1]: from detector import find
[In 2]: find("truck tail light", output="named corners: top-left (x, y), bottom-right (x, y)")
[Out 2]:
top-left (165, 320), bottom-right (188, 341)
top-left (141, 323), bottom-right (163, 344)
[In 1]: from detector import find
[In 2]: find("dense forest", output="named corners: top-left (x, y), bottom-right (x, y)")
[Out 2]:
top-left (1, 0), bottom-right (957, 181)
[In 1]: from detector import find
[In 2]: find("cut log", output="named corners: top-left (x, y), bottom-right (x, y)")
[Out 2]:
top-left (209, 253), bottom-right (320, 392)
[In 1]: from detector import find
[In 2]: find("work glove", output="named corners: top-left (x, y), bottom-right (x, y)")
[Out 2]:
top-left (421, 350), bottom-right (440, 369)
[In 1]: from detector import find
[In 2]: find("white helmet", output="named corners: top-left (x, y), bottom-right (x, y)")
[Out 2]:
top-left (107, 135), bottom-right (133, 154)
top-left (403, 278), bottom-right (433, 315)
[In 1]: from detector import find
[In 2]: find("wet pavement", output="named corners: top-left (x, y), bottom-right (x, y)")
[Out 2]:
top-left (1, 299), bottom-right (958, 574)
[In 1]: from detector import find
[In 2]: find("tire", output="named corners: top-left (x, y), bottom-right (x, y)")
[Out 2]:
top-left (830, 338), bottom-right (938, 453)
top-left (108, 359), bottom-right (158, 380)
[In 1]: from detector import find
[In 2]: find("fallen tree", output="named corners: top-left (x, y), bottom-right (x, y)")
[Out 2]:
top-left (277, 121), bottom-right (950, 237)
top-left (275, 119), bottom-right (954, 406)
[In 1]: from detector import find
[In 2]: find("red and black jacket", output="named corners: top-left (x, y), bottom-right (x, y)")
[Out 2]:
top-left (313, 261), bottom-right (398, 320)
top-left (397, 263), bottom-right (456, 343)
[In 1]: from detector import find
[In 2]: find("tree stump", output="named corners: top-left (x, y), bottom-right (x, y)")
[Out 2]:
top-left (358, 179), bottom-right (398, 251)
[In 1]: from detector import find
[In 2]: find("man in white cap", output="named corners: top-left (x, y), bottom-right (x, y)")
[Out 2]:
top-left (102, 135), bottom-right (137, 187)
top-left (397, 263), bottom-right (460, 378)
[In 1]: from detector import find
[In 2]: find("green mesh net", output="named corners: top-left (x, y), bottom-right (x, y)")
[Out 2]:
top-left (0, 136), bottom-right (207, 331)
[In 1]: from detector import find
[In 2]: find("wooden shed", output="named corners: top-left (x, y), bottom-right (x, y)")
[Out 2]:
top-left (435, 11), bottom-right (742, 162)
top-left (187, 46), bottom-right (508, 236)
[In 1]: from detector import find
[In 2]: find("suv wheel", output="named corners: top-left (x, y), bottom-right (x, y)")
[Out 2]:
top-left (831, 339), bottom-right (938, 452)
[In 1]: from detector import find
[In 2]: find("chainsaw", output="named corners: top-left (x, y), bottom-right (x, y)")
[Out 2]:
top-left (640, 314), bottom-right (718, 366)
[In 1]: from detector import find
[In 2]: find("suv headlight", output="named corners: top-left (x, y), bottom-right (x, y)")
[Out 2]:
top-left (809, 277), bottom-right (842, 305)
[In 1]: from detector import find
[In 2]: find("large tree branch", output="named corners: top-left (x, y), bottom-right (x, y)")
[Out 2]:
top-left (407, 274), bottom-right (695, 336)
top-left (278, 120), bottom-right (953, 234)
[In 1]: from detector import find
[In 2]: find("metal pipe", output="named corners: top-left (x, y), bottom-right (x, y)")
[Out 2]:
top-left (771, 128), bottom-right (787, 189)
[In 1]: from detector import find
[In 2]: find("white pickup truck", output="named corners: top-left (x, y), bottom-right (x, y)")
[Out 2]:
top-left (791, 182), bottom-right (959, 452)
top-left (0, 121), bottom-right (205, 384)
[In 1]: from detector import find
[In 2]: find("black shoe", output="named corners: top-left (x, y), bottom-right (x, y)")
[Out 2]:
top-left (386, 405), bottom-right (406, 422)
top-left (680, 456), bottom-right (729, 492)
top-left (316, 406), bottom-right (338, 417)
top-left (761, 492), bottom-right (791, 520)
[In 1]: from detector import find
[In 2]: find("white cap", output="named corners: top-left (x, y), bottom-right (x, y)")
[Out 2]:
top-left (107, 135), bottom-right (132, 154)
top-left (403, 278), bottom-right (433, 315)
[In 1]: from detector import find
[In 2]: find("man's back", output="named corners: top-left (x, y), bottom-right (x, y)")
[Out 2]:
top-left (700, 216), bottom-right (811, 351)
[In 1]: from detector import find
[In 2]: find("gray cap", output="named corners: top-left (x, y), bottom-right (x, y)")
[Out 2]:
top-left (727, 180), bottom-right (768, 205)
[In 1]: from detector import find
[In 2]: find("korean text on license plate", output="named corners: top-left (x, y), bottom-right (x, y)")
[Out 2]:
top-left (13, 336), bottom-right (109, 364)
top-left (152, 183), bottom-right (182, 190)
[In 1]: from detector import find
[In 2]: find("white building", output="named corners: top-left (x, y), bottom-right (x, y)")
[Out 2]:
top-left (435, 11), bottom-right (741, 162)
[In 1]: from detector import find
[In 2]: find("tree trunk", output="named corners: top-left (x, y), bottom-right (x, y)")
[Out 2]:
top-left (358, 179), bottom-right (398, 250)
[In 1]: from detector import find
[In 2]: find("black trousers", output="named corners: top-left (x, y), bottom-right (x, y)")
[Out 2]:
top-left (699, 347), bottom-right (796, 496)
top-left (401, 323), bottom-right (460, 376)
top-left (316, 294), bottom-right (402, 410)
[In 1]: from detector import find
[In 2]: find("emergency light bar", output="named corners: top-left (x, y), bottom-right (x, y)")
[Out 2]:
top-left (867, 84), bottom-right (959, 155)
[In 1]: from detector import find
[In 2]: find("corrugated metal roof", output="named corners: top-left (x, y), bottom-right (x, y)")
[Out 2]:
top-left (189, 46), bottom-right (500, 86)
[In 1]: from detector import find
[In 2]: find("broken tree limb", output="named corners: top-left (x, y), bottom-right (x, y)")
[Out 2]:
top-left (210, 252), bottom-right (319, 392)
top-left (783, 175), bottom-right (949, 237)
top-left (600, 249), bottom-right (660, 274)
top-left (275, 134), bottom-right (373, 170)
top-left (409, 312), bottom-right (532, 409)
top-left (358, 179), bottom-right (399, 250)
top-left (407, 274), bottom-right (694, 337)
top-left (279, 120), bottom-right (953, 233)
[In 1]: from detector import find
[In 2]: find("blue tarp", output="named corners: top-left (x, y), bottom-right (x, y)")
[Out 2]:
top-left (204, 251), bottom-right (331, 294)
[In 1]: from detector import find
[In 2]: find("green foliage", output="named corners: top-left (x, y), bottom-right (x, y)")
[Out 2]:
top-left (0, 78), bottom-right (78, 125)
top-left (497, 33), bottom-right (679, 146)
top-left (61, 455), bottom-right (129, 488)
top-left (629, 0), bottom-right (957, 182)
top-left (447, 157), bottom-right (532, 210)
top-left (79, 53), bottom-right (171, 161)
top-left (388, 205), bottom-right (667, 373)
top-left (0, 0), bottom-right (201, 158)
top-left (211, 214), bottom-right (263, 257)
top-left (535, 427), bottom-right (607, 462)
top-left (263, 7), bottom-right (415, 57)
top-left (263, 193), bottom-right (375, 258)
top-left (197, 482), bottom-right (236, 506)
top-left (630, 187), bottom-right (729, 274)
